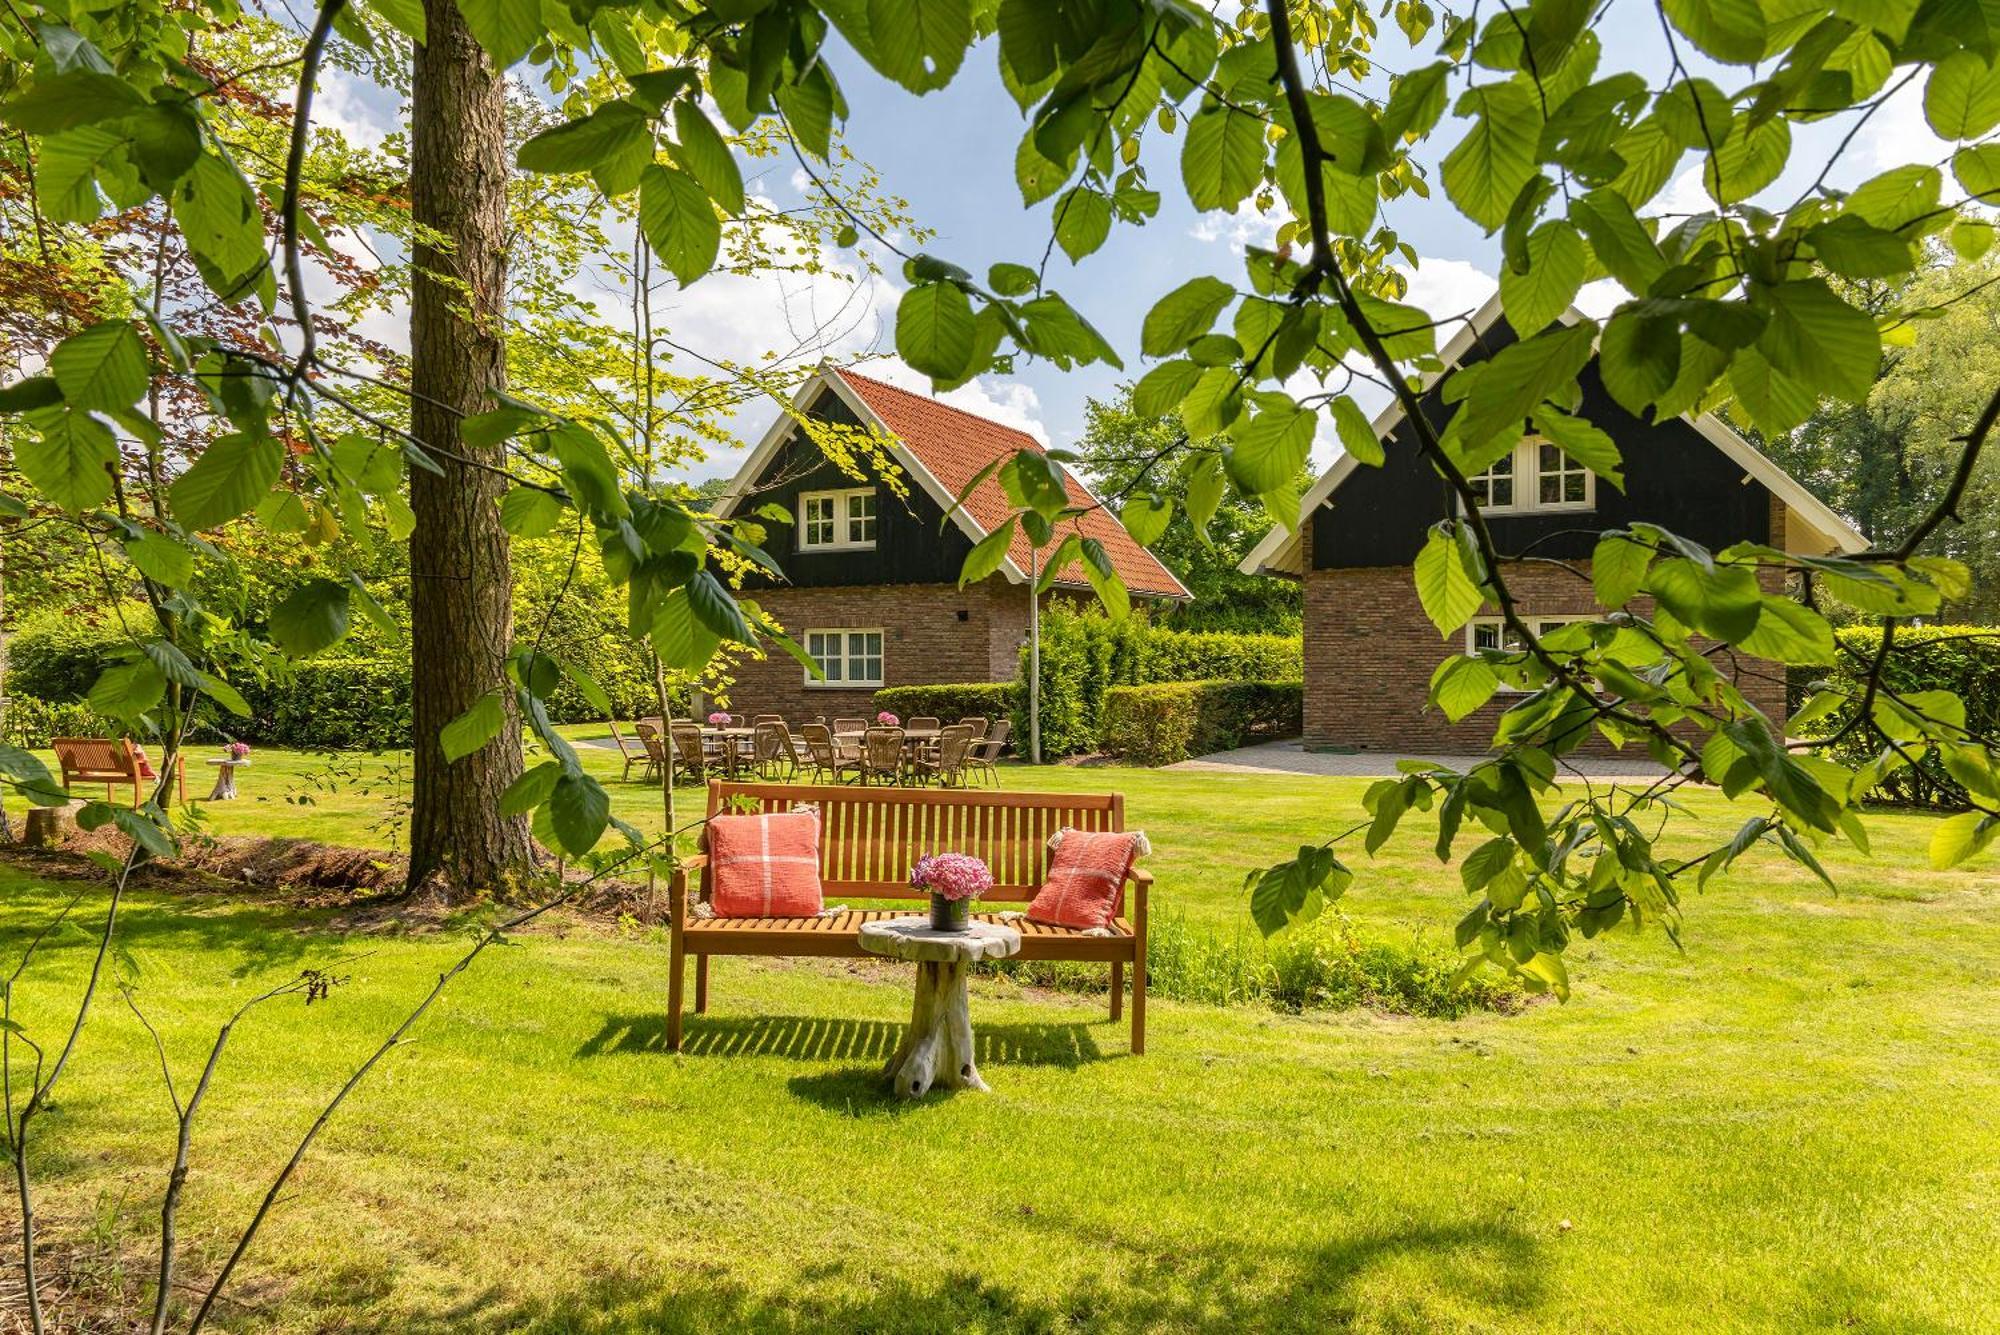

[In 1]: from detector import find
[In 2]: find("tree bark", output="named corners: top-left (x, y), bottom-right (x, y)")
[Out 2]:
top-left (406, 0), bottom-right (533, 893)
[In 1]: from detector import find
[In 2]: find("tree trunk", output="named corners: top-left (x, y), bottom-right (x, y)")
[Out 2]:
top-left (406, 0), bottom-right (533, 893)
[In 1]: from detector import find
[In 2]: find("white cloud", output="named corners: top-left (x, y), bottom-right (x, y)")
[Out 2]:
top-left (1858, 78), bottom-right (1947, 175)
top-left (1653, 163), bottom-right (1710, 219)
top-left (1396, 257), bottom-right (1496, 328)
top-left (317, 70), bottom-right (397, 149)
top-left (1189, 201), bottom-right (1285, 253)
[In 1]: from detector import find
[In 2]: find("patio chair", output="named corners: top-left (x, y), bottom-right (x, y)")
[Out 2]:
top-left (858, 726), bottom-right (906, 786)
top-left (606, 719), bottom-right (653, 782)
top-left (751, 713), bottom-right (784, 728)
top-left (910, 725), bottom-right (976, 788)
top-left (667, 722), bottom-right (712, 783)
top-left (908, 715), bottom-right (942, 734)
top-left (831, 717), bottom-right (866, 737)
top-left (751, 722), bottom-right (795, 781)
top-left (966, 718), bottom-right (1010, 787)
top-left (957, 715), bottom-right (990, 740)
top-left (800, 724), bottom-right (860, 784)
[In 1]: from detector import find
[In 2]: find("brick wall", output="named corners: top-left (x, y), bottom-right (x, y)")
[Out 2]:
top-left (1300, 547), bottom-right (1791, 754)
top-left (714, 581), bottom-right (1030, 723)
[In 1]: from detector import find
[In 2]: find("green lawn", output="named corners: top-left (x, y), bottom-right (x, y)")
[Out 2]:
top-left (3, 750), bottom-right (1998, 1331)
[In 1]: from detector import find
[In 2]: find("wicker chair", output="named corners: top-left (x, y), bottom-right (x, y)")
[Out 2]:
top-left (966, 718), bottom-right (1010, 787)
top-left (957, 715), bottom-right (990, 740)
top-left (910, 724), bottom-right (976, 788)
top-left (752, 722), bottom-right (795, 781)
top-left (831, 717), bottom-right (866, 737)
top-left (667, 722), bottom-right (711, 783)
top-left (607, 719), bottom-right (655, 782)
top-left (908, 715), bottom-right (942, 734)
top-left (858, 726), bottom-right (906, 786)
top-left (800, 723), bottom-right (860, 784)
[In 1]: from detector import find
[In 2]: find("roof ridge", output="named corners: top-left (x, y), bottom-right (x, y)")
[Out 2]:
top-left (831, 365), bottom-right (1047, 454)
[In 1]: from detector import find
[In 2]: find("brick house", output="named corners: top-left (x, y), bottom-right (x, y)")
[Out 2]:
top-left (1239, 295), bottom-right (1867, 752)
top-left (711, 364), bottom-right (1188, 719)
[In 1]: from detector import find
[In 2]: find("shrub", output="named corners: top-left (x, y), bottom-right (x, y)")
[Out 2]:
top-left (0, 697), bottom-right (119, 749)
top-left (1791, 625), bottom-right (2000, 808)
top-left (1137, 629), bottom-right (1301, 683)
top-left (8, 606), bottom-right (149, 702)
top-left (239, 657), bottom-right (413, 751)
top-left (873, 682), bottom-right (1019, 727)
top-left (1100, 680), bottom-right (1303, 766)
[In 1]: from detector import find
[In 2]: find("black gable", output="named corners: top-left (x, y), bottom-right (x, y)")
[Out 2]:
top-left (734, 386), bottom-right (976, 589)
top-left (1310, 315), bottom-right (1774, 569)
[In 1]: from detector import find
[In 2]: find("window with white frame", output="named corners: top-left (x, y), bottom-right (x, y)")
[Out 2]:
top-left (1465, 616), bottom-right (1581, 656)
top-left (1466, 436), bottom-right (1594, 514)
top-left (798, 487), bottom-right (877, 550)
top-left (804, 628), bottom-right (884, 687)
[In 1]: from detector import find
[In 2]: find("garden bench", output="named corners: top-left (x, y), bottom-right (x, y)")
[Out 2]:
top-left (669, 781), bottom-right (1150, 1054)
top-left (52, 737), bottom-right (186, 806)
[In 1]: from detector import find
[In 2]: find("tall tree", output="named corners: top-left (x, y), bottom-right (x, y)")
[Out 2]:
top-left (406, 0), bottom-right (533, 891)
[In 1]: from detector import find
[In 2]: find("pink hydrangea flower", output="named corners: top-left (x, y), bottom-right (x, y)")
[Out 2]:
top-left (877, 710), bottom-right (899, 725)
top-left (909, 852), bottom-right (993, 902)
top-left (707, 711), bottom-right (730, 726)
top-left (225, 741), bottom-right (251, 761)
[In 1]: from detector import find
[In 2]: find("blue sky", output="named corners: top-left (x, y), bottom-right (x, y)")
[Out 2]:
top-left (317, 9), bottom-right (1949, 487)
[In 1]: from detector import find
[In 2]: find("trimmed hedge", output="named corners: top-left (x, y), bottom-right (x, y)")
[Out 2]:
top-left (1101, 680), bottom-right (1304, 766)
top-left (1792, 625), bottom-right (2000, 808)
top-left (873, 683), bottom-right (1019, 729)
top-left (0, 697), bottom-right (119, 750)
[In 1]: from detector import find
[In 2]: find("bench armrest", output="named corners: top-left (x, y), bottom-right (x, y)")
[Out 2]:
top-left (668, 853), bottom-right (709, 913)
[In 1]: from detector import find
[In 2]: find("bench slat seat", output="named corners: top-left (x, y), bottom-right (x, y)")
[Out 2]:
top-left (668, 781), bottom-right (1149, 1053)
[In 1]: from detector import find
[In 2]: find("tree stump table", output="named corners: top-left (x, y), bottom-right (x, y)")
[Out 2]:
top-left (858, 918), bottom-right (1021, 1098)
top-left (205, 758), bottom-right (249, 800)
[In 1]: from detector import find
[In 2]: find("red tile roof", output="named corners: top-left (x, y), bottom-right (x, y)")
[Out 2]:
top-left (832, 367), bottom-right (1190, 600)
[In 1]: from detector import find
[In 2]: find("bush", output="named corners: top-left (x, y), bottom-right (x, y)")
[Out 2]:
top-left (236, 657), bottom-right (413, 751)
top-left (8, 606), bottom-right (149, 703)
top-left (1136, 629), bottom-right (1301, 683)
top-left (0, 697), bottom-right (119, 749)
top-left (1791, 625), bottom-right (2000, 808)
top-left (873, 682), bottom-right (1020, 727)
top-left (1100, 680), bottom-right (1303, 766)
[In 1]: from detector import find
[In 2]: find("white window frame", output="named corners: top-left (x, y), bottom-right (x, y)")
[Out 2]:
top-left (1465, 616), bottom-right (1584, 690)
top-left (798, 487), bottom-right (877, 551)
top-left (803, 627), bottom-right (884, 688)
top-left (1466, 436), bottom-right (1596, 515)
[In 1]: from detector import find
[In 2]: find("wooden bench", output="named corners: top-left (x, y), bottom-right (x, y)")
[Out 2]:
top-left (669, 781), bottom-right (1150, 1054)
top-left (52, 737), bottom-right (186, 806)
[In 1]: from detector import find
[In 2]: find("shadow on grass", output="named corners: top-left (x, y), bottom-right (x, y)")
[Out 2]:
top-left (368, 1214), bottom-right (1545, 1333)
top-left (0, 876), bottom-right (327, 978)
top-left (578, 1011), bottom-right (1105, 1068)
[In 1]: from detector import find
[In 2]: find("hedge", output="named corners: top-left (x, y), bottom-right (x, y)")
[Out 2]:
top-left (873, 683), bottom-right (1020, 729)
top-left (1019, 605), bottom-right (1303, 757)
top-left (1100, 680), bottom-right (1304, 767)
top-left (1791, 625), bottom-right (2000, 808)
top-left (0, 697), bottom-right (120, 750)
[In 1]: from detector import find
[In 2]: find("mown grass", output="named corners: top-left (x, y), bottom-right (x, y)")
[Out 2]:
top-left (1, 746), bottom-right (1997, 1331)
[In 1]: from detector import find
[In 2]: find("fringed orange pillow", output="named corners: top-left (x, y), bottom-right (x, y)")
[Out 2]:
top-left (1026, 828), bottom-right (1148, 931)
top-left (707, 809), bottom-right (825, 917)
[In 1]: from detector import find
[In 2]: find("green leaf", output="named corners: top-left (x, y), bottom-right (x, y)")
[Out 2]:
top-left (1598, 308), bottom-right (1680, 417)
top-left (1053, 187), bottom-right (1112, 262)
top-left (270, 578), bottom-right (352, 658)
top-left (548, 772), bottom-right (611, 855)
top-left (457, 0), bottom-right (541, 67)
top-left (1121, 494), bottom-right (1172, 546)
top-left (988, 262), bottom-right (1038, 297)
top-left (1331, 395), bottom-right (1383, 466)
top-left (1925, 50), bottom-right (2000, 139)
top-left (1534, 406), bottom-right (1624, 490)
top-left (1952, 217), bottom-right (1996, 261)
top-left (1226, 398), bottom-right (1316, 496)
top-left (517, 101), bottom-right (651, 174)
top-left (1431, 654), bottom-right (1500, 723)
top-left (1592, 533), bottom-right (1652, 608)
top-left (125, 532), bottom-right (194, 586)
top-left (1702, 117), bottom-right (1790, 206)
top-left (1133, 360), bottom-right (1202, 418)
top-left (499, 485), bottom-right (565, 538)
top-left (110, 807), bottom-right (176, 860)
top-left (1184, 454), bottom-right (1226, 548)
top-left (1570, 190), bottom-right (1663, 293)
top-left (1181, 104), bottom-right (1264, 213)
top-left (0, 376), bottom-right (63, 414)
top-left (1499, 221), bottom-right (1585, 336)
top-left (1953, 144), bottom-right (2000, 201)
top-left (501, 761), bottom-right (562, 817)
top-left (1807, 215), bottom-right (1916, 279)
top-left (1415, 528), bottom-right (1485, 636)
top-left (865, 0), bottom-right (972, 92)
top-left (1459, 321), bottom-right (1596, 453)
top-left (1142, 276), bottom-right (1234, 358)
top-left (442, 691), bottom-right (506, 762)
top-left (685, 569), bottom-right (753, 644)
top-left (1442, 82), bottom-right (1541, 232)
top-left (672, 100), bottom-right (745, 216)
top-left (1382, 61), bottom-right (1451, 142)
top-left (959, 516), bottom-right (1017, 588)
top-left (1930, 811), bottom-right (1999, 869)
top-left (1728, 347), bottom-right (1817, 434)
top-left (1843, 164), bottom-right (1941, 231)
top-left (1739, 594), bottom-right (1837, 666)
top-left (1661, 0), bottom-right (1767, 64)
top-left (1756, 279), bottom-right (1881, 402)
top-left (638, 164), bottom-right (720, 286)
top-left (369, 0), bottom-right (426, 41)
top-left (0, 70), bottom-right (148, 133)
top-left (87, 656), bottom-right (167, 718)
top-left (896, 281), bottom-right (977, 382)
top-left (50, 320), bottom-right (147, 412)
top-left (1247, 845), bottom-right (1352, 936)
top-left (168, 432), bottom-right (284, 530)
top-left (18, 408), bottom-right (114, 513)
top-left (650, 587), bottom-right (721, 672)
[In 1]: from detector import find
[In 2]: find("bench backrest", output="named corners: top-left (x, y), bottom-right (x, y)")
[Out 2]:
top-left (707, 781), bottom-right (1124, 901)
top-left (52, 737), bottom-right (139, 782)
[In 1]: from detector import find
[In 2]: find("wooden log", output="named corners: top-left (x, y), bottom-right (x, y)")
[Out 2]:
top-left (21, 802), bottom-right (79, 848)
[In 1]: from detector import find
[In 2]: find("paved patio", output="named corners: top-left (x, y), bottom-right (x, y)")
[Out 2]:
top-left (1166, 739), bottom-right (1675, 781)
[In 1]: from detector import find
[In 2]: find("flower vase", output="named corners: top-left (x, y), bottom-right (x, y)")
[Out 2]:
top-left (930, 891), bottom-right (970, 933)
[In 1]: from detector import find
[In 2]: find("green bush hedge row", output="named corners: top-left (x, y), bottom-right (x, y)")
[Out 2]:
top-left (872, 683), bottom-right (1019, 729)
top-left (0, 697), bottom-right (120, 750)
top-left (1790, 624), bottom-right (2000, 808)
top-left (1100, 680), bottom-right (1304, 766)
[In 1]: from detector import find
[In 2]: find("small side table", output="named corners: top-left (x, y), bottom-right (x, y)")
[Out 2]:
top-left (858, 917), bottom-right (1020, 1098)
top-left (205, 758), bottom-right (249, 800)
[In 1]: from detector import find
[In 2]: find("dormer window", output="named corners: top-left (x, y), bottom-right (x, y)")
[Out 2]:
top-left (1467, 437), bottom-right (1594, 514)
top-left (800, 487), bottom-right (876, 550)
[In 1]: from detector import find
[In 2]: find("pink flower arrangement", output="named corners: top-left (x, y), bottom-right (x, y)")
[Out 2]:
top-left (909, 853), bottom-right (993, 903)
top-left (877, 710), bottom-right (899, 725)
top-left (707, 711), bottom-right (730, 726)
top-left (225, 741), bottom-right (251, 761)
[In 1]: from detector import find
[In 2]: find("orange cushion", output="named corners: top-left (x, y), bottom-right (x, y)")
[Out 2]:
top-left (1026, 829), bottom-right (1144, 931)
top-left (708, 810), bottom-right (824, 917)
